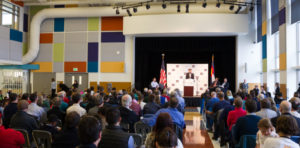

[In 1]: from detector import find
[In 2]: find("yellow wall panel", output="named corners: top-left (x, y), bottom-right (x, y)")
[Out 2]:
top-left (279, 53), bottom-right (286, 70)
top-left (101, 62), bottom-right (124, 73)
top-left (99, 82), bottom-right (131, 93)
top-left (31, 62), bottom-right (52, 72)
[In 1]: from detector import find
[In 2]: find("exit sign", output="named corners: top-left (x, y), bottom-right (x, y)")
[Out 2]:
top-left (73, 68), bottom-right (78, 71)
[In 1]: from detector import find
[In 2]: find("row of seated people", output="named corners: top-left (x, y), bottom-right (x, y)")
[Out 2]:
top-left (204, 90), bottom-right (300, 148)
top-left (0, 88), bottom-right (186, 148)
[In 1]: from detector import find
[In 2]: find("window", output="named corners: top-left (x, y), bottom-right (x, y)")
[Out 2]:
top-left (274, 32), bottom-right (280, 83)
top-left (0, 0), bottom-right (20, 30)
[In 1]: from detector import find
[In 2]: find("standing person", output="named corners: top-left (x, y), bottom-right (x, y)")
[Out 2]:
top-left (72, 80), bottom-right (79, 90)
top-left (240, 79), bottom-right (248, 92)
top-left (275, 82), bottom-right (281, 96)
top-left (151, 78), bottom-right (159, 90)
top-left (3, 93), bottom-right (18, 128)
top-left (185, 68), bottom-right (194, 79)
top-left (51, 78), bottom-right (56, 98)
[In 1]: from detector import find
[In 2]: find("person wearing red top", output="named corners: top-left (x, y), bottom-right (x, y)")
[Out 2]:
top-left (227, 97), bottom-right (247, 131)
top-left (0, 113), bottom-right (25, 148)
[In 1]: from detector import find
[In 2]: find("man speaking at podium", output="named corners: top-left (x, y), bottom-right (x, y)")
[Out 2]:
top-left (186, 69), bottom-right (194, 79)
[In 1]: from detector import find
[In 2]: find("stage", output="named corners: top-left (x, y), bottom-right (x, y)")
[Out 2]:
top-left (184, 96), bottom-right (203, 107)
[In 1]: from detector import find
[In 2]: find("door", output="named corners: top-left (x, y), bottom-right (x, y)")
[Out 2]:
top-left (33, 72), bottom-right (55, 95)
top-left (65, 73), bottom-right (88, 91)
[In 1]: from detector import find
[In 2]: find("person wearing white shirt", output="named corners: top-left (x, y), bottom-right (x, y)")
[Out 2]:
top-left (51, 78), bottom-right (56, 98)
top-left (27, 93), bottom-right (46, 122)
top-left (256, 99), bottom-right (278, 119)
top-left (151, 78), bottom-right (159, 89)
top-left (264, 115), bottom-right (300, 148)
top-left (67, 93), bottom-right (86, 117)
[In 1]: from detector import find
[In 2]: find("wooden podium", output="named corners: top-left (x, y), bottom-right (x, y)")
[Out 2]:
top-left (184, 79), bottom-right (194, 96)
top-left (184, 86), bottom-right (194, 96)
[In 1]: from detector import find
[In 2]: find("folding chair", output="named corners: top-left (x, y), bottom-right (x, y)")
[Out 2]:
top-left (134, 121), bottom-right (152, 144)
top-left (32, 130), bottom-right (52, 148)
top-left (14, 129), bottom-right (31, 148)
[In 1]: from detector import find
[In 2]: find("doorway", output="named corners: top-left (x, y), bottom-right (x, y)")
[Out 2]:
top-left (65, 73), bottom-right (88, 91)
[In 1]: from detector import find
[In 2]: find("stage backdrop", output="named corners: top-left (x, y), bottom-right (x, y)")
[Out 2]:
top-left (167, 64), bottom-right (208, 96)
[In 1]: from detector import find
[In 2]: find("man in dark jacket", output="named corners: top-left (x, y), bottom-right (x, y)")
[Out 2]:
top-left (10, 100), bottom-right (38, 141)
top-left (143, 94), bottom-right (161, 114)
top-left (47, 97), bottom-right (65, 125)
top-left (99, 107), bottom-right (134, 148)
top-left (52, 111), bottom-right (80, 148)
top-left (3, 93), bottom-right (18, 128)
top-left (78, 116), bottom-right (102, 148)
top-left (119, 95), bottom-right (139, 133)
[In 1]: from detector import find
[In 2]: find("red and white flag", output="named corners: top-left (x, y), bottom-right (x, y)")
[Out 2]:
top-left (159, 59), bottom-right (167, 87)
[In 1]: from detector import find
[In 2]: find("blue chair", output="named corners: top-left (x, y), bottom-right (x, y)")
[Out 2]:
top-left (291, 136), bottom-right (300, 144)
top-left (235, 135), bottom-right (256, 148)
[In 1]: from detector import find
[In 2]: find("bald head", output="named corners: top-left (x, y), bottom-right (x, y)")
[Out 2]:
top-left (280, 101), bottom-right (291, 113)
top-left (122, 94), bottom-right (132, 108)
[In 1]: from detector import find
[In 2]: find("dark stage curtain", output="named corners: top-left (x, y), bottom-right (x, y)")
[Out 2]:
top-left (135, 37), bottom-right (236, 93)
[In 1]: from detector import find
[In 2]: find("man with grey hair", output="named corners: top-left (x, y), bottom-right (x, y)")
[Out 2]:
top-left (271, 101), bottom-right (300, 135)
top-left (173, 89), bottom-right (185, 112)
top-left (119, 94), bottom-right (139, 133)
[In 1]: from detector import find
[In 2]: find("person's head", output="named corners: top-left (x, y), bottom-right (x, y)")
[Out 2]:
top-left (215, 77), bottom-right (219, 81)
top-left (154, 113), bottom-right (173, 133)
top-left (289, 97), bottom-right (300, 111)
top-left (65, 111), bottom-right (80, 129)
top-left (257, 118), bottom-right (275, 136)
top-left (233, 97), bottom-right (243, 108)
top-left (260, 98), bottom-right (271, 109)
top-left (275, 82), bottom-right (279, 87)
top-left (174, 89), bottom-right (182, 97)
top-left (52, 78), bottom-right (55, 82)
top-left (53, 97), bottom-right (61, 107)
top-left (169, 97), bottom-right (179, 108)
top-left (74, 80), bottom-right (78, 83)
top-left (9, 93), bottom-right (18, 103)
top-left (153, 77), bottom-right (157, 82)
top-left (57, 91), bottom-right (66, 98)
top-left (211, 92), bottom-right (216, 98)
top-left (106, 107), bottom-right (121, 125)
top-left (121, 94), bottom-right (132, 108)
top-left (99, 86), bottom-right (104, 92)
top-left (21, 93), bottom-right (29, 100)
top-left (279, 101), bottom-right (291, 114)
top-left (29, 93), bottom-right (38, 103)
top-left (188, 69), bottom-right (192, 73)
top-left (294, 92), bottom-right (299, 97)
top-left (260, 86), bottom-right (265, 90)
top-left (148, 94), bottom-right (155, 103)
top-left (244, 79), bottom-right (246, 83)
top-left (224, 78), bottom-right (227, 82)
top-left (98, 107), bottom-right (107, 118)
top-left (227, 90), bottom-right (232, 97)
top-left (255, 85), bottom-right (258, 88)
top-left (245, 99), bottom-right (257, 113)
top-left (48, 114), bottom-right (59, 126)
top-left (217, 92), bottom-right (224, 100)
top-left (276, 115), bottom-right (299, 136)
top-left (78, 116), bottom-right (102, 145)
top-left (155, 127), bottom-right (178, 148)
top-left (17, 100), bottom-right (29, 111)
top-left (72, 93), bottom-right (82, 103)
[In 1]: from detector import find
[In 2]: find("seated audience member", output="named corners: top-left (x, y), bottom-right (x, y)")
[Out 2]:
top-left (160, 90), bottom-right (169, 106)
top-left (271, 101), bottom-right (300, 132)
top-left (0, 113), bottom-right (25, 148)
top-left (47, 97), bottom-right (65, 125)
top-left (227, 97), bottom-right (246, 131)
top-left (233, 99), bottom-right (262, 143)
top-left (211, 92), bottom-right (231, 139)
top-left (21, 93), bottom-right (30, 102)
top-left (57, 91), bottom-right (69, 112)
top-left (256, 118), bottom-right (278, 148)
top-left (155, 127), bottom-right (178, 148)
top-left (99, 108), bottom-right (134, 148)
top-left (119, 94), bottom-right (139, 133)
top-left (40, 114), bottom-right (60, 137)
top-left (27, 93), bottom-right (46, 121)
top-left (130, 95), bottom-right (141, 116)
top-left (97, 107), bottom-right (108, 130)
top-left (67, 93), bottom-right (86, 117)
top-left (289, 97), bottom-right (300, 118)
top-left (10, 100), bottom-right (38, 141)
top-left (162, 89), bottom-right (170, 102)
top-left (144, 89), bottom-right (153, 103)
top-left (52, 111), bottom-right (80, 148)
top-left (85, 93), bottom-right (95, 112)
top-left (174, 89), bottom-right (185, 112)
top-left (145, 113), bottom-right (183, 148)
top-left (264, 116), bottom-right (300, 148)
top-left (274, 92), bottom-right (284, 105)
top-left (143, 94), bottom-right (161, 115)
top-left (88, 95), bottom-right (102, 115)
top-left (226, 90), bottom-right (234, 105)
top-left (3, 93), bottom-right (18, 128)
top-left (142, 97), bottom-right (185, 129)
top-left (256, 98), bottom-right (277, 119)
top-left (78, 116), bottom-right (102, 148)
top-left (205, 92), bottom-right (219, 131)
top-left (137, 91), bottom-right (146, 110)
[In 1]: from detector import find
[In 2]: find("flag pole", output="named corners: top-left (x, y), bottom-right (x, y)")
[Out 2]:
top-left (162, 53), bottom-right (165, 60)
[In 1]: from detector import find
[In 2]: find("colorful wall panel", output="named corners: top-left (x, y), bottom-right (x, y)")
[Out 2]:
top-left (0, 26), bottom-right (23, 62)
top-left (64, 62), bottom-right (86, 72)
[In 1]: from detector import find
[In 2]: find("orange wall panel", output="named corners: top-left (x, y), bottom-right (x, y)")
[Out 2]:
top-left (99, 82), bottom-right (131, 93)
top-left (101, 17), bottom-right (123, 31)
top-left (31, 62), bottom-right (52, 72)
top-left (40, 33), bottom-right (53, 43)
top-left (64, 62), bottom-right (86, 72)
